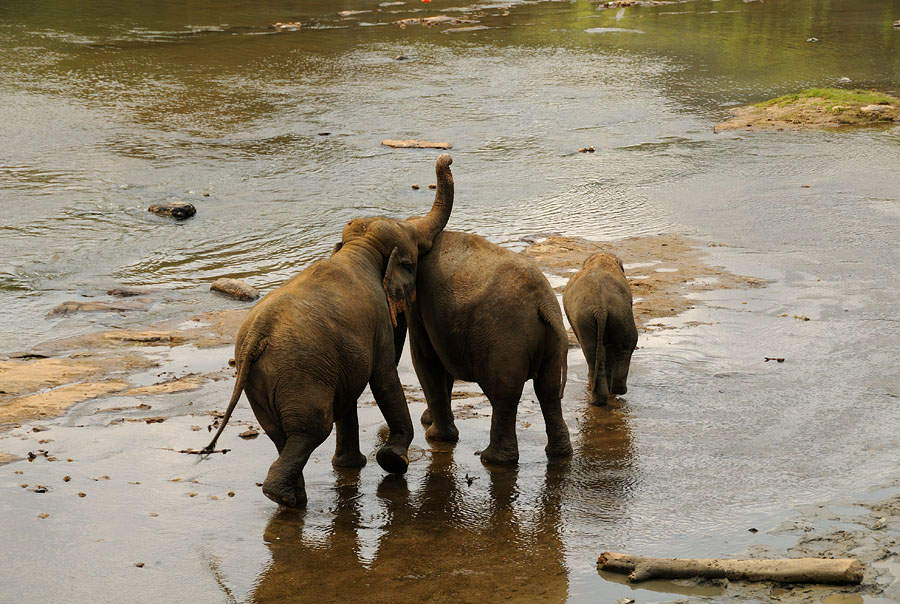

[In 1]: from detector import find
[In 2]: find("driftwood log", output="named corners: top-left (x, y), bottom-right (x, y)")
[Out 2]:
top-left (597, 552), bottom-right (863, 585)
top-left (381, 139), bottom-right (452, 149)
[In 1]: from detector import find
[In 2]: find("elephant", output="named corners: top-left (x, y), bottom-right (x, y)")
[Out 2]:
top-left (562, 252), bottom-right (638, 405)
top-left (203, 153), bottom-right (454, 508)
top-left (342, 222), bottom-right (574, 466)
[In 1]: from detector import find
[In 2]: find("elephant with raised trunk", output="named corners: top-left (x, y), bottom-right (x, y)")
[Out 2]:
top-left (563, 252), bottom-right (638, 405)
top-left (203, 154), bottom-right (454, 508)
top-left (343, 218), bottom-right (574, 465)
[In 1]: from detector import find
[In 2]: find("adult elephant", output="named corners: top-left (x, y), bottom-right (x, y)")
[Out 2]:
top-left (343, 219), bottom-right (573, 465)
top-left (203, 154), bottom-right (454, 508)
top-left (408, 231), bottom-right (574, 465)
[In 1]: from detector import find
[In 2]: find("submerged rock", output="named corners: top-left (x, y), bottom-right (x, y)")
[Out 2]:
top-left (210, 278), bottom-right (259, 301)
top-left (148, 202), bottom-right (196, 220)
top-left (107, 287), bottom-right (155, 297)
top-left (47, 298), bottom-right (154, 317)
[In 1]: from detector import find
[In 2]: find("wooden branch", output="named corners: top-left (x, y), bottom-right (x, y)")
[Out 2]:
top-left (382, 139), bottom-right (452, 149)
top-left (597, 552), bottom-right (863, 585)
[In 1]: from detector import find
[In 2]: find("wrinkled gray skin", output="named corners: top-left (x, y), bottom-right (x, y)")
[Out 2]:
top-left (204, 154), bottom-right (453, 508)
top-left (409, 232), bottom-right (573, 465)
top-left (344, 216), bottom-right (573, 465)
top-left (563, 252), bottom-right (638, 405)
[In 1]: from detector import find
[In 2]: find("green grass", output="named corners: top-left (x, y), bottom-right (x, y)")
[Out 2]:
top-left (755, 88), bottom-right (899, 109)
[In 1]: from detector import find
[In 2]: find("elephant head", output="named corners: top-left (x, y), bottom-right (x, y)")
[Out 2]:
top-left (336, 153), bottom-right (454, 325)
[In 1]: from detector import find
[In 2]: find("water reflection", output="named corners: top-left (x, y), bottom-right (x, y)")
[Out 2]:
top-left (251, 398), bottom-right (636, 603)
top-left (253, 454), bottom-right (570, 603)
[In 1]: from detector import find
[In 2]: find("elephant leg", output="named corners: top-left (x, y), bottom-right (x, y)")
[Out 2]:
top-left (481, 398), bottom-right (521, 466)
top-left (332, 398), bottom-right (367, 469)
top-left (263, 430), bottom-right (329, 508)
top-left (262, 384), bottom-right (333, 508)
top-left (408, 323), bottom-right (458, 441)
top-left (479, 384), bottom-right (524, 466)
top-left (534, 356), bottom-right (573, 459)
top-left (369, 364), bottom-right (414, 475)
top-left (604, 343), bottom-right (617, 396)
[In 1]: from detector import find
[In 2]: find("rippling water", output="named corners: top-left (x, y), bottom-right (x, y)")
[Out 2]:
top-left (1, 1), bottom-right (899, 602)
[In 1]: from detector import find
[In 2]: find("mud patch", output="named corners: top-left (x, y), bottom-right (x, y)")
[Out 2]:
top-left (521, 234), bottom-right (763, 330)
top-left (0, 381), bottom-right (130, 425)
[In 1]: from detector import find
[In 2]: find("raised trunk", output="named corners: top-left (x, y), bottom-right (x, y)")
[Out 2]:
top-left (410, 153), bottom-right (453, 248)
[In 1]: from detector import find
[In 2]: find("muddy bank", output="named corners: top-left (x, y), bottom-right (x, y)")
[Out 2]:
top-left (522, 234), bottom-right (764, 332)
top-left (0, 310), bottom-right (246, 428)
top-left (715, 89), bottom-right (900, 132)
top-left (0, 235), bottom-right (757, 431)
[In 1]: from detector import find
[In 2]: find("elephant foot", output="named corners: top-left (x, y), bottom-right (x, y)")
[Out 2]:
top-left (332, 450), bottom-right (367, 469)
top-left (425, 422), bottom-right (459, 442)
top-left (611, 384), bottom-right (628, 396)
top-left (589, 394), bottom-right (610, 407)
top-left (479, 445), bottom-right (519, 466)
top-left (545, 437), bottom-right (573, 458)
top-left (262, 477), bottom-right (307, 509)
top-left (420, 408), bottom-right (433, 426)
top-left (376, 444), bottom-right (409, 475)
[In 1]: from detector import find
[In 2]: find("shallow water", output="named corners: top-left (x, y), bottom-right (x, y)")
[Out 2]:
top-left (1, 0), bottom-right (899, 602)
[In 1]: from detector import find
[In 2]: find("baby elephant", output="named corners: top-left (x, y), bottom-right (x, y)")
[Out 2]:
top-left (563, 252), bottom-right (638, 405)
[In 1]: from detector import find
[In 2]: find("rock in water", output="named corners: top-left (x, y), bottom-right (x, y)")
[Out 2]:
top-left (148, 202), bottom-right (196, 220)
top-left (210, 278), bottom-right (259, 301)
top-left (107, 287), bottom-right (154, 297)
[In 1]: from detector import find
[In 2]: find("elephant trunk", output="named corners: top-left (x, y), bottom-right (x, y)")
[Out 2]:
top-left (411, 153), bottom-right (453, 248)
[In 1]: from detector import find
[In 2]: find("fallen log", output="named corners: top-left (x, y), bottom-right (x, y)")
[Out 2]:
top-left (597, 552), bottom-right (863, 585)
top-left (382, 139), bottom-right (452, 150)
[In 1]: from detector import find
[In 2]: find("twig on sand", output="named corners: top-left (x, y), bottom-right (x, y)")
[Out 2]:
top-left (597, 552), bottom-right (864, 585)
top-left (163, 447), bottom-right (231, 455)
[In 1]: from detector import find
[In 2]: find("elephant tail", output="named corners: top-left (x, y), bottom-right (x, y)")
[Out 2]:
top-left (539, 300), bottom-right (568, 399)
top-left (591, 308), bottom-right (608, 400)
top-left (202, 336), bottom-right (268, 453)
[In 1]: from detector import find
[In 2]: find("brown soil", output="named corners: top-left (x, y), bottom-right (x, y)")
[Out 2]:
top-left (0, 310), bottom-right (246, 430)
top-left (522, 234), bottom-right (763, 339)
top-left (715, 98), bottom-right (900, 132)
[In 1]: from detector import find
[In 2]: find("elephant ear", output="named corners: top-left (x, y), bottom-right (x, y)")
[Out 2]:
top-left (383, 246), bottom-right (416, 328)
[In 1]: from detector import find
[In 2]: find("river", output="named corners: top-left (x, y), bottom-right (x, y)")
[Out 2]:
top-left (1, 0), bottom-right (899, 602)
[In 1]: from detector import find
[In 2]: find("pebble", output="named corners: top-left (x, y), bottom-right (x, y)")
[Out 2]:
top-left (411, 184), bottom-right (420, 190)
top-left (148, 201), bottom-right (196, 220)
top-left (578, 146), bottom-right (595, 153)
top-left (210, 278), bottom-right (260, 301)
top-left (78, 492), bottom-right (87, 497)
